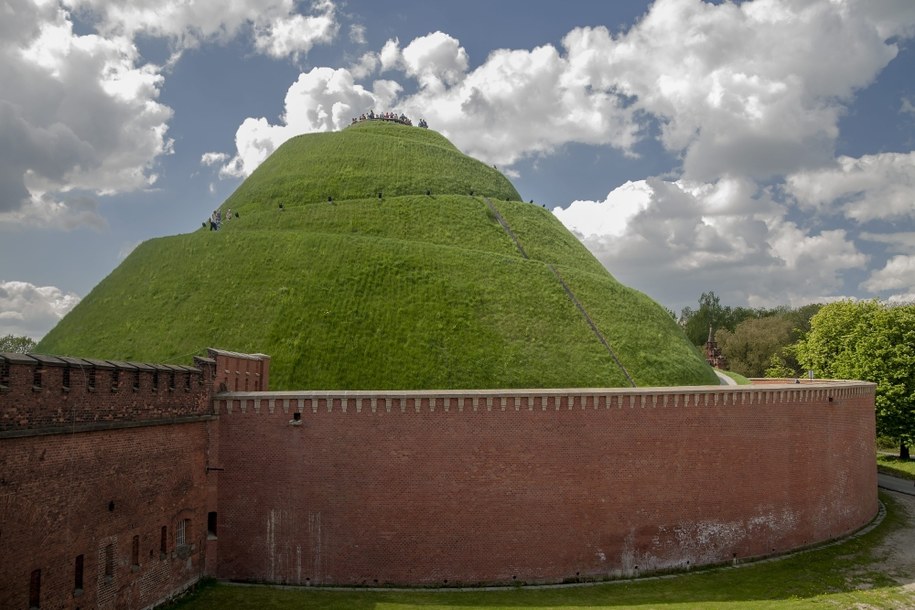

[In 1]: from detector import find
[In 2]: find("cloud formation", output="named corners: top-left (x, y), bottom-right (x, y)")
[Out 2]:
top-left (0, 0), bottom-right (339, 230)
top-left (554, 178), bottom-right (868, 308)
top-left (0, 280), bottom-right (81, 340)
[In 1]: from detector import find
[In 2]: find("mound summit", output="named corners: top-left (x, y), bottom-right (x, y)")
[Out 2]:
top-left (38, 121), bottom-right (717, 389)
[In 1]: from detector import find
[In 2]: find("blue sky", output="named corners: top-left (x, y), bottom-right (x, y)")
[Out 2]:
top-left (2, 0), bottom-right (915, 340)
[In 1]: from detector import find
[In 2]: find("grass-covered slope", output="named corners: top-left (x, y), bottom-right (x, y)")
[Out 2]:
top-left (38, 122), bottom-right (717, 389)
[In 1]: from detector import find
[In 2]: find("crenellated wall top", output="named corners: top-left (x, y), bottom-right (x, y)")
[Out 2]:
top-left (213, 380), bottom-right (875, 416)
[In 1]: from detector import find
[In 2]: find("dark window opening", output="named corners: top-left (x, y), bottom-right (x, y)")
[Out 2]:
top-left (87, 367), bottom-right (96, 391)
top-left (0, 358), bottom-right (10, 387)
top-left (62, 366), bottom-right (70, 389)
top-left (74, 554), bottom-right (84, 593)
top-left (132, 369), bottom-right (140, 391)
top-left (33, 365), bottom-right (43, 389)
top-left (207, 512), bottom-right (217, 538)
top-left (168, 371), bottom-right (176, 391)
top-left (29, 568), bottom-right (40, 609)
top-left (233, 377), bottom-right (239, 391)
top-left (110, 368), bottom-right (120, 392)
top-left (104, 543), bottom-right (114, 579)
top-left (184, 372), bottom-right (192, 391)
top-left (160, 526), bottom-right (167, 558)
top-left (131, 535), bottom-right (139, 567)
top-left (244, 376), bottom-right (249, 391)
top-left (151, 370), bottom-right (159, 392)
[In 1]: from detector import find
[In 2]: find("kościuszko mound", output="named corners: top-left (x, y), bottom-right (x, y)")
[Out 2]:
top-left (38, 121), bottom-right (717, 389)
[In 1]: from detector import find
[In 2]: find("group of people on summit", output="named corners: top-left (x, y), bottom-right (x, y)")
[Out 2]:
top-left (352, 110), bottom-right (428, 129)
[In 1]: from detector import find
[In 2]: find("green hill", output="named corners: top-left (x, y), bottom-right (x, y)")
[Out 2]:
top-left (38, 121), bottom-right (718, 389)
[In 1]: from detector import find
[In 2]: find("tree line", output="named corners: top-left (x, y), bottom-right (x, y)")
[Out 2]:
top-left (678, 292), bottom-right (915, 459)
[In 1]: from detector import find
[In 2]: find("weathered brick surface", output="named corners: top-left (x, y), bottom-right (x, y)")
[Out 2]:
top-left (0, 353), bottom-right (219, 610)
top-left (0, 420), bottom-right (217, 610)
top-left (216, 385), bottom-right (877, 586)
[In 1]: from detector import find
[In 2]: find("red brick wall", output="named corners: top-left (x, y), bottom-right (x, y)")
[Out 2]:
top-left (0, 354), bottom-right (211, 434)
top-left (216, 384), bottom-right (877, 586)
top-left (0, 354), bottom-right (218, 610)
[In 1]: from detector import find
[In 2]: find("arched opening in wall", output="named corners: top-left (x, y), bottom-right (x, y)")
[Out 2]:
top-left (29, 568), bottom-right (40, 609)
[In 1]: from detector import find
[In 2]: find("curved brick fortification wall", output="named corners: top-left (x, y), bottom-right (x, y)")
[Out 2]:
top-left (215, 382), bottom-right (877, 586)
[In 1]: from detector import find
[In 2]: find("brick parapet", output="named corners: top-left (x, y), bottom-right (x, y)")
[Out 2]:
top-left (0, 352), bottom-right (211, 435)
top-left (214, 382), bottom-right (874, 416)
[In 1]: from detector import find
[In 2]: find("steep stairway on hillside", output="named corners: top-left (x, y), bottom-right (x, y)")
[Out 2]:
top-left (484, 198), bottom-right (635, 387)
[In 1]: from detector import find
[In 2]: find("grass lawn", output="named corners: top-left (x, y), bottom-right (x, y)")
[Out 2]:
top-left (878, 454), bottom-right (915, 480)
top-left (168, 493), bottom-right (914, 610)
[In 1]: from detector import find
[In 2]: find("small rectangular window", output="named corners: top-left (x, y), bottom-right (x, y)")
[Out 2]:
top-left (104, 543), bottom-right (114, 579)
top-left (151, 370), bottom-right (159, 392)
top-left (160, 525), bottom-right (167, 558)
top-left (87, 367), bottom-right (96, 391)
top-left (74, 554), bottom-right (84, 593)
top-left (131, 535), bottom-right (139, 567)
top-left (29, 568), bottom-right (40, 609)
top-left (62, 366), bottom-right (70, 389)
top-left (111, 368), bottom-right (120, 392)
top-left (177, 518), bottom-right (190, 547)
top-left (132, 369), bottom-right (140, 391)
top-left (184, 372), bottom-right (192, 391)
top-left (33, 365), bottom-right (43, 389)
top-left (168, 371), bottom-right (176, 391)
top-left (207, 512), bottom-right (217, 538)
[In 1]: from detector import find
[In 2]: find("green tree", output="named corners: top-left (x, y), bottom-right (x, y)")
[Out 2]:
top-left (681, 291), bottom-right (723, 346)
top-left (796, 301), bottom-right (915, 459)
top-left (0, 334), bottom-right (36, 353)
top-left (716, 316), bottom-right (794, 378)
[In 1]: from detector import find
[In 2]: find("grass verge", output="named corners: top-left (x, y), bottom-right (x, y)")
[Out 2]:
top-left (878, 454), bottom-right (915, 480)
top-left (167, 493), bottom-right (913, 609)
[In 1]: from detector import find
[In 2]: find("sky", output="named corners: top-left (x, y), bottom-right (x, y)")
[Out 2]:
top-left (2, 0), bottom-right (915, 341)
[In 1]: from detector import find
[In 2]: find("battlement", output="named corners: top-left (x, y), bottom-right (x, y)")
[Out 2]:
top-left (0, 352), bottom-right (215, 435)
top-left (213, 380), bottom-right (875, 418)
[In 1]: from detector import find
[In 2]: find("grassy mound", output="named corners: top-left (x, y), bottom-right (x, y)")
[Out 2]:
top-left (38, 122), bottom-right (717, 389)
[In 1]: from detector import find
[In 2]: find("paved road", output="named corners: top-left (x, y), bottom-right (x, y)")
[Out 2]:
top-left (878, 472), bottom-right (915, 496)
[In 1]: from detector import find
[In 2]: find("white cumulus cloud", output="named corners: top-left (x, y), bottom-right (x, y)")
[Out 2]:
top-left (786, 152), bottom-right (915, 222)
top-left (0, 280), bottom-right (81, 341)
top-left (861, 255), bottom-right (915, 294)
top-left (0, 1), bottom-right (172, 228)
top-left (554, 177), bottom-right (867, 308)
